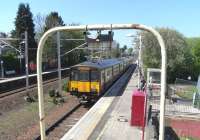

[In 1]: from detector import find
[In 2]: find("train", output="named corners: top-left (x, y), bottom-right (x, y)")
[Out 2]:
top-left (68, 57), bottom-right (133, 103)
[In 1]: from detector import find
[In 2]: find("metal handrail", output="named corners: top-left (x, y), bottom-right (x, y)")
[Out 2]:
top-left (36, 24), bottom-right (167, 140)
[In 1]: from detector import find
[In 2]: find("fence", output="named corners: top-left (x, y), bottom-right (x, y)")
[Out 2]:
top-left (148, 78), bottom-right (200, 139)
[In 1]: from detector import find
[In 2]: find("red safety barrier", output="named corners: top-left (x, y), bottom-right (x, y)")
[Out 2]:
top-left (131, 89), bottom-right (147, 127)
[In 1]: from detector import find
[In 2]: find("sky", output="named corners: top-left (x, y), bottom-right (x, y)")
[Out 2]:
top-left (0, 0), bottom-right (200, 47)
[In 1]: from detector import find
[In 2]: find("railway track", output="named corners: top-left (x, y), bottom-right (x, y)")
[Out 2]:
top-left (0, 78), bottom-right (62, 99)
top-left (35, 103), bottom-right (90, 140)
top-left (0, 68), bottom-right (69, 98)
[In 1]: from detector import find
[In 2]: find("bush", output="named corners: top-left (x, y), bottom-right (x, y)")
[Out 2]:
top-left (49, 89), bottom-right (55, 97)
top-left (63, 80), bottom-right (69, 92)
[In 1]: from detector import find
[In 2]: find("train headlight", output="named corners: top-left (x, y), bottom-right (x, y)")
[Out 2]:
top-left (72, 87), bottom-right (78, 91)
top-left (91, 87), bottom-right (97, 92)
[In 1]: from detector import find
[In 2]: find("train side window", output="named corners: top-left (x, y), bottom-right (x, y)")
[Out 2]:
top-left (101, 70), bottom-right (105, 84)
top-left (91, 71), bottom-right (100, 82)
top-left (107, 68), bottom-right (111, 80)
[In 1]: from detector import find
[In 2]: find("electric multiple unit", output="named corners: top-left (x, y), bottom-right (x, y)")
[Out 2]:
top-left (68, 58), bottom-right (133, 103)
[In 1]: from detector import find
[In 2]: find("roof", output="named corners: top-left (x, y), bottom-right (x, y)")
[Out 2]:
top-left (86, 34), bottom-right (113, 43)
top-left (71, 59), bottom-right (123, 70)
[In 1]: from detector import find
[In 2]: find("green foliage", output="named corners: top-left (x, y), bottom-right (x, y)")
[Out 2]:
top-left (44, 12), bottom-right (64, 31)
top-left (112, 44), bottom-right (121, 58)
top-left (139, 28), bottom-right (194, 82)
top-left (63, 80), bottom-right (68, 92)
top-left (0, 32), bottom-right (7, 38)
top-left (127, 48), bottom-right (133, 56)
top-left (1, 52), bottom-right (20, 71)
top-left (180, 137), bottom-right (198, 140)
top-left (121, 45), bottom-right (127, 53)
top-left (13, 3), bottom-right (37, 62)
top-left (49, 89), bottom-right (65, 104)
top-left (176, 86), bottom-right (197, 100)
top-left (187, 37), bottom-right (200, 79)
top-left (39, 12), bottom-right (87, 68)
top-left (49, 89), bottom-right (56, 97)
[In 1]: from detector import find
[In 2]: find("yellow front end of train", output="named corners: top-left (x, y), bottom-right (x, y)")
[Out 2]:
top-left (68, 67), bottom-right (101, 102)
top-left (69, 81), bottom-right (100, 93)
top-left (68, 58), bottom-right (133, 103)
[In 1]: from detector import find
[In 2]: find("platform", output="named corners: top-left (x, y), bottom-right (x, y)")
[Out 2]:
top-left (61, 65), bottom-right (146, 140)
top-left (89, 70), bottom-right (142, 140)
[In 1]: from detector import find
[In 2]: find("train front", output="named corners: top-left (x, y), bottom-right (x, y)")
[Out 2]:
top-left (68, 66), bottom-right (100, 103)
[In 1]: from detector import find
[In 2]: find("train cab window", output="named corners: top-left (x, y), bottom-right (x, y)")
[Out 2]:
top-left (71, 70), bottom-right (78, 81)
top-left (79, 71), bottom-right (89, 81)
top-left (91, 71), bottom-right (100, 81)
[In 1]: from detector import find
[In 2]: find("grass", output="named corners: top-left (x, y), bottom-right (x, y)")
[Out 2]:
top-left (180, 137), bottom-right (198, 140)
top-left (0, 94), bottom-right (61, 138)
top-left (175, 85), bottom-right (197, 100)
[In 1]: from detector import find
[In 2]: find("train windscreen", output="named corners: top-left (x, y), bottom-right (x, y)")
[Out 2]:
top-left (79, 71), bottom-right (89, 81)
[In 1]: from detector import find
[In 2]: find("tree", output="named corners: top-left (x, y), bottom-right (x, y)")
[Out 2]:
top-left (14, 3), bottom-right (37, 62)
top-left (187, 37), bottom-right (200, 79)
top-left (0, 32), bottom-right (7, 38)
top-left (138, 28), bottom-right (194, 82)
top-left (127, 48), bottom-right (133, 56)
top-left (44, 12), bottom-right (64, 31)
top-left (122, 45), bottom-right (127, 53)
top-left (34, 13), bottom-right (46, 41)
top-left (39, 12), bottom-right (85, 69)
top-left (120, 45), bottom-right (127, 56)
top-left (111, 43), bottom-right (121, 58)
top-left (41, 12), bottom-right (65, 69)
top-left (1, 52), bottom-right (20, 73)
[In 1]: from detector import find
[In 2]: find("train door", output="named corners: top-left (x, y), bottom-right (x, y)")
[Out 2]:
top-left (100, 70), bottom-right (105, 92)
top-left (90, 70), bottom-right (100, 94)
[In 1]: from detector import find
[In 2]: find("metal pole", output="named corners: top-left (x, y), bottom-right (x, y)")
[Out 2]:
top-left (36, 24), bottom-right (166, 140)
top-left (1, 60), bottom-right (4, 78)
top-left (25, 31), bottom-right (29, 93)
top-left (138, 35), bottom-right (142, 89)
top-left (57, 32), bottom-right (62, 96)
top-left (0, 48), bottom-right (3, 78)
top-left (19, 46), bottom-right (22, 74)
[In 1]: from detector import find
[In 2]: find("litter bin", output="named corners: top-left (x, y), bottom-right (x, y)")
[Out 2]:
top-left (131, 89), bottom-right (146, 127)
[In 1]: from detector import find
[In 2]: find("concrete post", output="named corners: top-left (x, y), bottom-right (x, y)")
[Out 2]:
top-left (57, 31), bottom-right (62, 96)
top-left (25, 31), bottom-right (29, 93)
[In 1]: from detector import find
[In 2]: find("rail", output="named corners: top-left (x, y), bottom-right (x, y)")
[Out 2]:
top-left (0, 68), bottom-right (69, 84)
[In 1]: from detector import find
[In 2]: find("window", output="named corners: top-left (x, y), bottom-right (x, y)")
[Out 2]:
top-left (79, 71), bottom-right (89, 81)
top-left (91, 71), bottom-right (100, 81)
top-left (101, 71), bottom-right (105, 84)
top-left (71, 70), bottom-right (78, 81)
